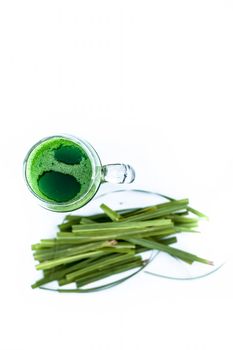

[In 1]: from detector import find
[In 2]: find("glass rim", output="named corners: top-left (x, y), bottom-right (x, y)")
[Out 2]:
top-left (23, 134), bottom-right (102, 209)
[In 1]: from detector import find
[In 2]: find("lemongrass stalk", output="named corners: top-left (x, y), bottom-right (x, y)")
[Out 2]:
top-left (174, 226), bottom-right (200, 233)
top-left (188, 206), bottom-right (208, 219)
top-left (56, 237), bottom-right (95, 244)
top-left (126, 237), bottom-right (213, 265)
top-left (58, 256), bottom-right (142, 287)
top-left (167, 215), bottom-right (199, 224)
top-left (79, 217), bottom-right (96, 224)
top-left (36, 250), bottom-right (109, 271)
top-left (57, 228), bottom-right (175, 242)
top-left (32, 252), bottom-right (110, 289)
top-left (66, 252), bottom-right (136, 282)
top-left (58, 220), bottom-right (80, 232)
top-left (121, 199), bottom-right (189, 222)
top-left (72, 219), bottom-right (172, 233)
top-left (100, 203), bottom-right (122, 221)
top-left (64, 215), bottom-right (82, 221)
top-left (34, 241), bottom-right (116, 261)
top-left (157, 236), bottom-right (177, 245)
top-left (101, 248), bottom-right (135, 254)
top-left (76, 259), bottom-right (144, 288)
top-left (32, 240), bottom-right (59, 250)
top-left (131, 227), bottom-right (177, 239)
top-left (59, 225), bottom-right (173, 237)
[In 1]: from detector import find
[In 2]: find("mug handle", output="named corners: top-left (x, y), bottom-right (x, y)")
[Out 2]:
top-left (101, 164), bottom-right (135, 184)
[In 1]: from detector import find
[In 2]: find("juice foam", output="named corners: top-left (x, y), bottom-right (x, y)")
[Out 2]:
top-left (26, 137), bottom-right (93, 203)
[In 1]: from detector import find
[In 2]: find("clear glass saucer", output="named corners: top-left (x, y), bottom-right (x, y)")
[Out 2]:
top-left (77, 189), bottom-right (226, 280)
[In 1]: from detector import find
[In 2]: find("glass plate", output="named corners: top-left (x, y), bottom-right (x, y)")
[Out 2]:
top-left (77, 189), bottom-right (226, 280)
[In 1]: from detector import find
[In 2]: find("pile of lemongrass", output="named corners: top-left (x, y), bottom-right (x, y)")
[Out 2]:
top-left (31, 197), bottom-right (213, 292)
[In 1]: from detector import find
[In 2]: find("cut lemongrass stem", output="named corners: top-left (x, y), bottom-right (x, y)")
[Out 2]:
top-left (101, 248), bottom-right (135, 254)
top-left (188, 206), bottom-right (208, 220)
top-left (121, 199), bottom-right (189, 222)
top-left (174, 226), bottom-right (200, 233)
top-left (33, 241), bottom-right (116, 261)
top-left (100, 203), bottom-right (122, 221)
top-left (36, 250), bottom-right (111, 271)
top-left (32, 253), bottom-right (112, 289)
top-left (121, 199), bottom-right (183, 216)
top-left (76, 260), bottom-right (144, 288)
top-left (157, 236), bottom-right (178, 245)
top-left (72, 219), bottom-right (173, 232)
top-left (65, 252), bottom-right (136, 283)
top-left (79, 217), bottom-right (96, 224)
top-left (56, 237), bottom-right (98, 244)
top-left (64, 215), bottom-right (82, 221)
top-left (59, 225), bottom-right (174, 237)
top-left (58, 220), bottom-right (80, 232)
top-left (42, 252), bottom-right (121, 287)
top-left (33, 245), bottom-right (71, 255)
top-left (57, 229), bottom-right (176, 242)
top-left (167, 215), bottom-right (199, 224)
top-left (150, 193), bottom-right (208, 219)
top-left (111, 242), bottom-right (135, 249)
top-left (59, 256), bottom-right (143, 287)
top-left (55, 238), bottom-right (105, 246)
top-left (32, 239), bottom-right (57, 249)
top-left (131, 228), bottom-right (177, 239)
top-left (65, 213), bottom-right (110, 223)
top-left (126, 238), bottom-right (214, 265)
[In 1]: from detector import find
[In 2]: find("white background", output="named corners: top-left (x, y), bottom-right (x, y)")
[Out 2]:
top-left (0, 1), bottom-right (233, 349)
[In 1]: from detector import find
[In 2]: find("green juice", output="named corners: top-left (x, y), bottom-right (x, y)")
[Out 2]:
top-left (26, 137), bottom-right (93, 204)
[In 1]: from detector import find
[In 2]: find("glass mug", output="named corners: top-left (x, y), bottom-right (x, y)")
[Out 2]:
top-left (23, 134), bottom-right (135, 212)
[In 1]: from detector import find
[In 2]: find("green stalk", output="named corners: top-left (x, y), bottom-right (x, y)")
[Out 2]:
top-left (167, 215), bottom-right (199, 224)
top-left (58, 252), bottom-right (133, 286)
top-left (31, 239), bottom-right (57, 250)
top-left (34, 241), bottom-right (116, 261)
top-left (33, 245), bottom-right (71, 255)
top-left (100, 242), bottom-right (136, 254)
top-left (110, 242), bottom-right (135, 249)
top-left (57, 228), bottom-right (174, 242)
top-left (65, 213), bottom-right (110, 222)
top-left (58, 226), bottom-right (174, 240)
top-left (58, 220), bottom-right (80, 232)
top-left (101, 248), bottom-right (135, 254)
top-left (100, 203), bottom-right (122, 221)
top-left (146, 193), bottom-right (208, 219)
top-left (56, 237), bottom-right (95, 244)
top-left (66, 252), bottom-right (136, 282)
top-left (64, 215), bottom-right (82, 221)
top-left (76, 259), bottom-right (144, 288)
top-left (59, 256), bottom-right (142, 287)
top-left (131, 227), bottom-right (177, 239)
top-left (135, 236), bottom-right (178, 253)
top-left (31, 252), bottom-right (110, 289)
top-left (80, 217), bottom-right (96, 224)
top-left (126, 238), bottom-right (213, 265)
top-left (31, 196), bottom-right (211, 292)
top-left (157, 236), bottom-right (177, 245)
top-left (42, 252), bottom-right (119, 286)
top-left (72, 219), bottom-right (172, 233)
top-left (188, 206), bottom-right (208, 219)
top-left (174, 226), bottom-right (200, 233)
top-left (121, 199), bottom-right (189, 222)
top-left (36, 250), bottom-right (109, 271)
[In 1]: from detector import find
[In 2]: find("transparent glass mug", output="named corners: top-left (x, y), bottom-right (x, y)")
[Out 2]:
top-left (23, 134), bottom-right (135, 212)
